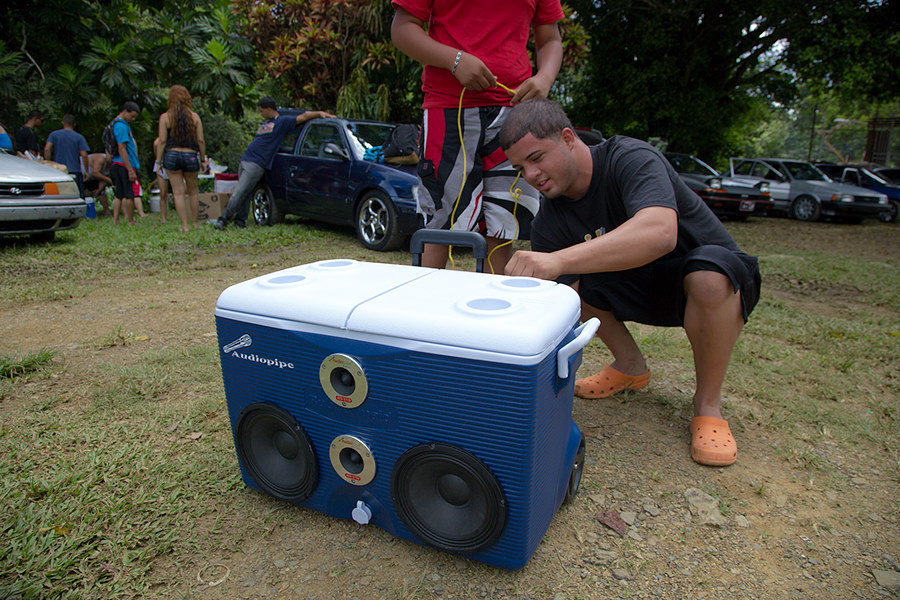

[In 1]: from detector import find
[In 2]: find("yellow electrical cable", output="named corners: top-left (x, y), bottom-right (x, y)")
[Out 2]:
top-left (495, 82), bottom-right (516, 95)
top-left (447, 82), bottom-right (521, 274)
top-left (486, 172), bottom-right (522, 271)
top-left (447, 87), bottom-right (468, 271)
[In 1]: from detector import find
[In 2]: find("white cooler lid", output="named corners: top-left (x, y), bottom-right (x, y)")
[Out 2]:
top-left (215, 260), bottom-right (582, 359)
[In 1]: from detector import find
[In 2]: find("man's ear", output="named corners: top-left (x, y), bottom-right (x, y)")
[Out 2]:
top-left (560, 127), bottom-right (577, 148)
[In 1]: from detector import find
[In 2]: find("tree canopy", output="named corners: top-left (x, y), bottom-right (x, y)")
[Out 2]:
top-left (0, 0), bottom-right (255, 153)
top-left (566, 0), bottom-right (898, 162)
top-left (0, 0), bottom-right (896, 168)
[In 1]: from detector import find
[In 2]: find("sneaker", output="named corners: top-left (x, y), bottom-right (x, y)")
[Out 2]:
top-left (233, 221), bottom-right (246, 229)
top-left (211, 218), bottom-right (225, 230)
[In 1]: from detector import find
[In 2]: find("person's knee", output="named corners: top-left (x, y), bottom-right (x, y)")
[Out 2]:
top-left (580, 299), bottom-right (616, 324)
top-left (684, 270), bottom-right (735, 309)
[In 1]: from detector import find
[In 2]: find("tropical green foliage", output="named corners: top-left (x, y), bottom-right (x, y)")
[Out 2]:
top-left (233, 0), bottom-right (421, 121)
top-left (0, 41), bottom-right (24, 104)
top-left (0, 0), bottom-right (255, 171)
top-left (79, 38), bottom-right (148, 98)
top-left (202, 112), bottom-right (254, 172)
top-left (783, 0), bottom-right (900, 103)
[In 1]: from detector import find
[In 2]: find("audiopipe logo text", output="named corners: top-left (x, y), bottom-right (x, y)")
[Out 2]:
top-left (222, 334), bottom-right (295, 370)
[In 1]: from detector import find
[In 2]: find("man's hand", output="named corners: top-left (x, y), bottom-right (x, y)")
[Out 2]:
top-left (509, 73), bottom-right (554, 105)
top-left (505, 250), bottom-right (563, 280)
top-left (453, 52), bottom-right (496, 91)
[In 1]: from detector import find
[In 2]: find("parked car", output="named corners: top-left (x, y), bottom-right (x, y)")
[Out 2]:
top-left (873, 167), bottom-right (900, 185)
top-left (664, 152), bottom-right (773, 220)
top-left (252, 112), bottom-right (419, 251)
top-left (726, 157), bottom-right (890, 222)
top-left (815, 163), bottom-right (900, 223)
top-left (0, 151), bottom-right (86, 241)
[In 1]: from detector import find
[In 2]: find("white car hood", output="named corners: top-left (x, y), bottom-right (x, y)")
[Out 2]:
top-left (0, 153), bottom-right (75, 183)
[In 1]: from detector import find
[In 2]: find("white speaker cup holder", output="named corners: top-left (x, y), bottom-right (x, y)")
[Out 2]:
top-left (329, 435), bottom-right (376, 486)
top-left (311, 259), bottom-right (357, 270)
top-left (490, 277), bottom-right (551, 292)
top-left (258, 272), bottom-right (309, 288)
top-left (457, 297), bottom-right (517, 316)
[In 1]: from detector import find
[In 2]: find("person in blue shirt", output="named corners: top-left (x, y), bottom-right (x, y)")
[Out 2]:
top-left (0, 121), bottom-right (13, 152)
top-left (109, 101), bottom-right (141, 225)
top-left (213, 97), bottom-right (333, 230)
top-left (44, 114), bottom-right (91, 197)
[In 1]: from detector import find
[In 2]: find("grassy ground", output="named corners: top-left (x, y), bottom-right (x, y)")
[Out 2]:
top-left (0, 214), bottom-right (898, 599)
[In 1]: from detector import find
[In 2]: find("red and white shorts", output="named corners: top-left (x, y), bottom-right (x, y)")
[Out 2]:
top-left (416, 105), bottom-right (539, 240)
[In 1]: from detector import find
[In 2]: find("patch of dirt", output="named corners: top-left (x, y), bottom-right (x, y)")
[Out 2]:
top-left (3, 219), bottom-right (899, 600)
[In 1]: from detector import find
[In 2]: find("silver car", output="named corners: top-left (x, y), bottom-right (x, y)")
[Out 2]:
top-left (726, 157), bottom-right (890, 222)
top-left (0, 151), bottom-right (86, 241)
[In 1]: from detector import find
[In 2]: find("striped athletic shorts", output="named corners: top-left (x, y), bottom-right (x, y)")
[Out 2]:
top-left (416, 105), bottom-right (540, 240)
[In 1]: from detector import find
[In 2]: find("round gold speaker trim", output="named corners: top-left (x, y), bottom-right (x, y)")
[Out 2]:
top-left (319, 353), bottom-right (368, 408)
top-left (329, 435), bottom-right (376, 486)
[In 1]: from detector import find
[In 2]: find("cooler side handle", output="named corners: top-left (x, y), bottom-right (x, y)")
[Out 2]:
top-left (557, 318), bottom-right (600, 379)
top-left (410, 230), bottom-right (488, 272)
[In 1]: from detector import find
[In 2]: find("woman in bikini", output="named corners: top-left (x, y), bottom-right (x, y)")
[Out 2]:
top-left (156, 85), bottom-right (206, 231)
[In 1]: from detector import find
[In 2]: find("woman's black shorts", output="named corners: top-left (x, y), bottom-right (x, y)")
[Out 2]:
top-left (577, 245), bottom-right (761, 327)
top-left (163, 150), bottom-right (200, 173)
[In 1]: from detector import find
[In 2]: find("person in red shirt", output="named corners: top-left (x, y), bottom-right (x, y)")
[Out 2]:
top-left (391, 0), bottom-right (564, 274)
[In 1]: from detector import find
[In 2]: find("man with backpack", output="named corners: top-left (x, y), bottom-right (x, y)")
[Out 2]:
top-left (105, 101), bottom-right (141, 225)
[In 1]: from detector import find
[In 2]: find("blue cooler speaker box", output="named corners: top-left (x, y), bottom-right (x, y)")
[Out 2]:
top-left (215, 258), bottom-right (598, 569)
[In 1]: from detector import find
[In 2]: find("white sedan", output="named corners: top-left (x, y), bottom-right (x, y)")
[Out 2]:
top-left (0, 151), bottom-right (86, 241)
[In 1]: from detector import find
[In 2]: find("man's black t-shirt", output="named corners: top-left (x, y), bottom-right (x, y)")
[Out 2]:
top-left (531, 136), bottom-right (742, 285)
top-left (15, 126), bottom-right (39, 155)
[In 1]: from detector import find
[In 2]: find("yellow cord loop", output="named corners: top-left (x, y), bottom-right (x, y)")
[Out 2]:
top-left (448, 83), bottom-right (521, 274)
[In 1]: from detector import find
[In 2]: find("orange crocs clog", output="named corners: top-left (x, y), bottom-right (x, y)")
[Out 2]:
top-left (574, 365), bottom-right (650, 399)
top-left (690, 416), bottom-right (737, 466)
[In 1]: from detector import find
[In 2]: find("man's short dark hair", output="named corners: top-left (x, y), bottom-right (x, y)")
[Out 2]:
top-left (123, 101), bottom-right (140, 113)
top-left (28, 110), bottom-right (44, 120)
top-left (63, 114), bottom-right (76, 127)
top-left (498, 98), bottom-right (574, 150)
top-left (258, 96), bottom-right (277, 110)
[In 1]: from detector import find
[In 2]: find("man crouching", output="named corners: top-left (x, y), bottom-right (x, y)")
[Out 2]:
top-left (499, 99), bottom-right (760, 467)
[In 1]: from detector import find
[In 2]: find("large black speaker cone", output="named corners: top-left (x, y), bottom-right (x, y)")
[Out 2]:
top-left (391, 443), bottom-right (506, 554)
top-left (236, 403), bottom-right (318, 502)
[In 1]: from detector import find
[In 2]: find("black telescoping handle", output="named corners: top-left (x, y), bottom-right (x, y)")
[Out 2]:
top-left (410, 229), bottom-right (488, 273)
